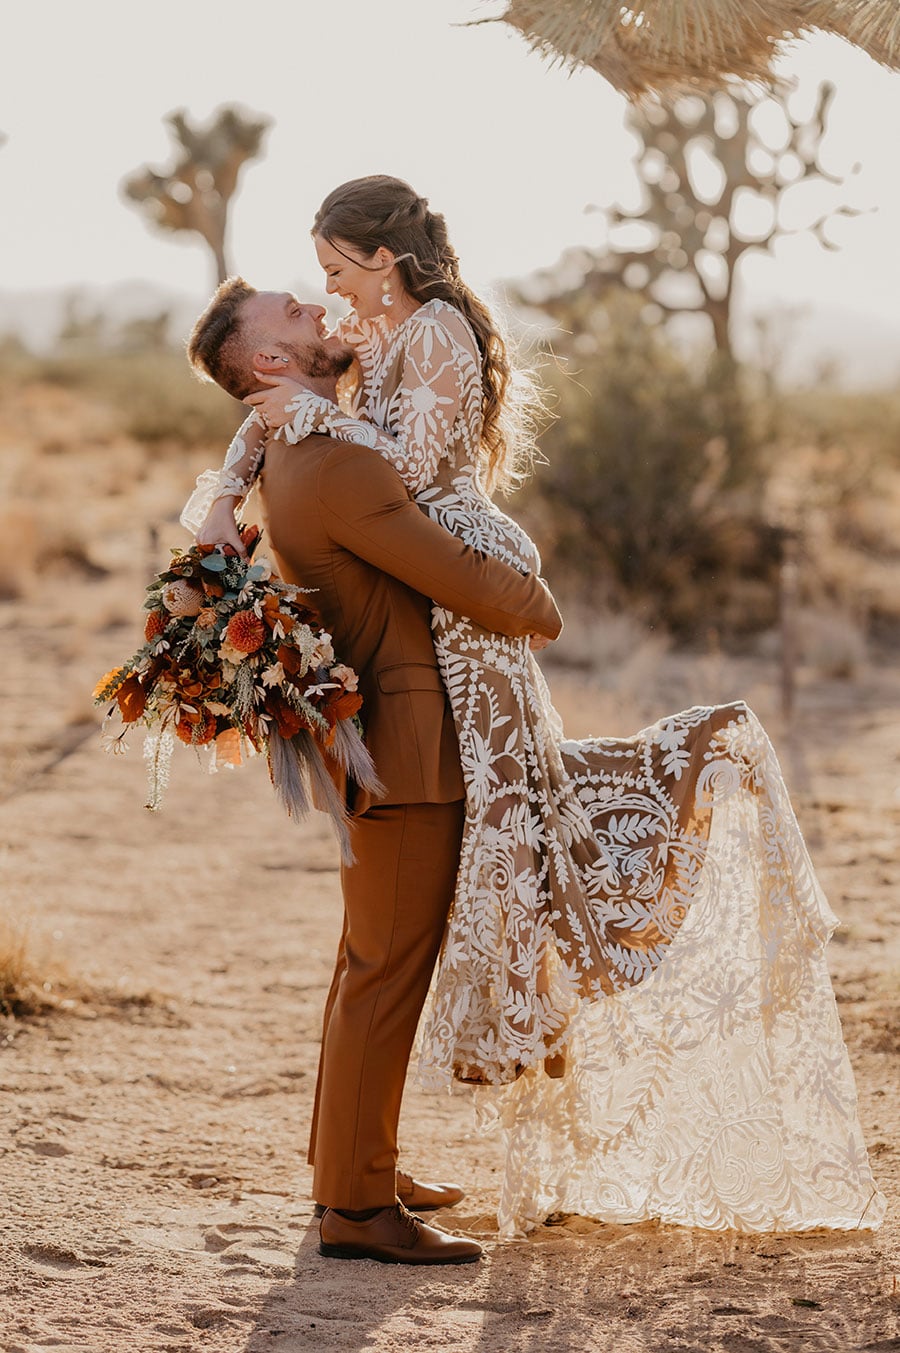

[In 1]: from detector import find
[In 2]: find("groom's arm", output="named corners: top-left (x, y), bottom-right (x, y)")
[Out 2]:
top-left (316, 442), bottom-right (562, 640)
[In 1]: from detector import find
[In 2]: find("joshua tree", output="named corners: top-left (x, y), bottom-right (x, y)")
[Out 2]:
top-left (517, 84), bottom-right (861, 361)
top-left (123, 105), bottom-right (271, 285)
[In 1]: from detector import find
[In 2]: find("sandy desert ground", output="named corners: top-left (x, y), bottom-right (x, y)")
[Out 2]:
top-left (1, 384), bottom-right (898, 1352)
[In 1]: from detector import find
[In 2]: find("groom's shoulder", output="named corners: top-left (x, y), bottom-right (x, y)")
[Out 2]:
top-left (290, 432), bottom-right (361, 483)
top-left (297, 431), bottom-right (344, 459)
top-left (311, 436), bottom-right (406, 496)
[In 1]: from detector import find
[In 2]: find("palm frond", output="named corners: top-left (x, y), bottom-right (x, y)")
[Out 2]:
top-left (801, 0), bottom-right (900, 66)
top-left (496, 1), bottom-right (900, 98)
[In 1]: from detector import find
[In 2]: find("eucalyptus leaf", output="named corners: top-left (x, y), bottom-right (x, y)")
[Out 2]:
top-left (200, 553), bottom-right (228, 573)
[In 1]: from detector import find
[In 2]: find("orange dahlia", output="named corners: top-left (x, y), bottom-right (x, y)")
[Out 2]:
top-left (225, 610), bottom-right (266, 654)
top-left (175, 707), bottom-right (217, 745)
top-left (144, 609), bottom-right (167, 642)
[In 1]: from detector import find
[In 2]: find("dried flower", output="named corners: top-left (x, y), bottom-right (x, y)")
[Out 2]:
top-left (162, 579), bottom-right (205, 616)
top-left (218, 639), bottom-right (248, 668)
top-left (93, 531), bottom-right (377, 854)
top-left (214, 728), bottom-right (243, 768)
top-left (93, 666), bottom-right (127, 701)
top-left (330, 663), bottom-right (359, 692)
top-left (116, 674), bottom-right (146, 723)
top-left (312, 633), bottom-right (335, 667)
top-left (175, 707), bottom-right (217, 745)
top-left (261, 662), bottom-right (286, 688)
top-left (225, 610), bottom-right (266, 654)
top-left (144, 609), bottom-right (168, 642)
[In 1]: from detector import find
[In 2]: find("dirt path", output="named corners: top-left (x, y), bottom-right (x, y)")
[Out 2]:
top-left (1, 573), bottom-right (899, 1352)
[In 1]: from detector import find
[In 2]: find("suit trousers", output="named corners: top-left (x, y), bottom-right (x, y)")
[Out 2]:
top-left (308, 798), bottom-right (465, 1210)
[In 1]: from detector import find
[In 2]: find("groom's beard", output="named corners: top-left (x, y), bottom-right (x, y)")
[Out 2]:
top-left (289, 338), bottom-right (355, 381)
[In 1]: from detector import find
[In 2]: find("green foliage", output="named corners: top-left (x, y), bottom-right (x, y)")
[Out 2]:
top-left (521, 296), bottom-right (779, 638)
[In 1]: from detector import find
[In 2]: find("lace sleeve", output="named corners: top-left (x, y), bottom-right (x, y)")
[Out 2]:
top-left (180, 412), bottom-right (268, 535)
top-left (279, 308), bottom-right (481, 495)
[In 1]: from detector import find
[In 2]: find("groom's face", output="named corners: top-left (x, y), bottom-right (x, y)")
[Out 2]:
top-left (241, 291), bottom-right (353, 380)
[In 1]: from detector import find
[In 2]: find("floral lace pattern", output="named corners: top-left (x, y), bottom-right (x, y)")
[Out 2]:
top-left (180, 413), bottom-right (267, 536)
top-left (327, 300), bottom-right (885, 1238)
top-left (183, 299), bottom-right (884, 1237)
top-left (470, 707), bottom-right (885, 1235)
top-left (280, 301), bottom-right (485, 493)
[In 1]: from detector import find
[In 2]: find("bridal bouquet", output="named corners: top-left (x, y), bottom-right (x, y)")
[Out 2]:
top-left (93, 525), bottom-right (381, 861)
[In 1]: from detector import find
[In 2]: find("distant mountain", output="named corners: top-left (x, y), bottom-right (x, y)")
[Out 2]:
top-left (737, 303), bottom-right (900, 388)
top-left (0, 281), bottom-right (201, 351)
top-left (2, 281), bottom-right (898, 389)
top-left (0, 278), bottom-right (327, 352)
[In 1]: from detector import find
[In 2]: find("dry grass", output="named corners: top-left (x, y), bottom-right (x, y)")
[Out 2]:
top-left (797, 606), bottom-right (868, 680)
top-left (0, 345), bottom-right (243, 449)
top-left (0, 918), bottom-right (175, 1026)
top-left (0, 921), bottom-right (60, 1017)
top-left (0, 376), bottom-right (229, 606)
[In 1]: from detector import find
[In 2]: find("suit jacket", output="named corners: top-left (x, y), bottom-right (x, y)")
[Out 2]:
top-left (259, 433), bottom-right (562, 815)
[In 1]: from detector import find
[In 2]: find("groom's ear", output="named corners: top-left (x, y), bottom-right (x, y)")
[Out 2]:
top-left (253, 349), bottom-right (287, 372)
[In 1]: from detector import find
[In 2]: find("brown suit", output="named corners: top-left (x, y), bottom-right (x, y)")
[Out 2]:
top-left (260, 433), bottom-right (562, 1209)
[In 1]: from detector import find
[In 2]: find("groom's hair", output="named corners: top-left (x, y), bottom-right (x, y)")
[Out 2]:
top-left (188, 277), bottom-right (258, 399)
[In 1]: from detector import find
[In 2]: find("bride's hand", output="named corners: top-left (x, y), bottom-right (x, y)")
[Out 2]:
top-left (196, 497), bottom-right (247, 558)
top-left (244, 374), bottom-right (309, 430)
top-left (529, 634), bottom-right (553, 652)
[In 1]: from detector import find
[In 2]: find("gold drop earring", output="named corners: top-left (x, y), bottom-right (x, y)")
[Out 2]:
top-left (381, 275), bottom-right (394, 308)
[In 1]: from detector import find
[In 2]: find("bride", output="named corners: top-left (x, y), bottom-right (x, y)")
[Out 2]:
top-left (185, 174), bottom-right (884, 1238)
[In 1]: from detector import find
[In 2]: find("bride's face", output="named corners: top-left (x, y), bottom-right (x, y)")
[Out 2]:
top-left (314, 234), bottom-right (392, 320)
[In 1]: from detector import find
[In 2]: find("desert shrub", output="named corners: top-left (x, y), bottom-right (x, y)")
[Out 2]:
top-left (0, 334), bottom-right (38, 382)
top-left (778, 387), bottom-right (900, 471)
top-left (24, 348), bottom-right (243, 449)
top-left (759, 386), bottom-right (900, 647)
top-left (0, 922), bottom-right (53, 1017)
top-left (519, 297), bottom-right (778, 640)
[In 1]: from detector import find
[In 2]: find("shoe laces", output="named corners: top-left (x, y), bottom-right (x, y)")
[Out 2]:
top-left (393, 1203), bottom-right (420, 1245)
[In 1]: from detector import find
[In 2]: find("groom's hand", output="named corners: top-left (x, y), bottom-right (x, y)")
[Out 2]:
top-left (245, 374), bottom-right (308, 431)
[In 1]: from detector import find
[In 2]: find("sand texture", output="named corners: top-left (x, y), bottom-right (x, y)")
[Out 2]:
top-left (1, 387), bottom-right (898, 1351)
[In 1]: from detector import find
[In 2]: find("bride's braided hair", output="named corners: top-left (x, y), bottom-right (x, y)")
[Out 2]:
top-left (313, 176), bottom-right (535, 493)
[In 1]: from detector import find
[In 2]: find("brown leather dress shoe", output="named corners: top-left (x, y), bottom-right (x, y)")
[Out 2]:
top-left (396, 1169), bottom-right (465, 1211)
top-left (314, 1170), bottom-right (464, 1218)
top-left (319, 1202), bottom-right (482, 1265)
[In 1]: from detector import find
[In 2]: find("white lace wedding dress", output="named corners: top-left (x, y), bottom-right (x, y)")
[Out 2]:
top-left (184, 299), bottom-right (885, 1238)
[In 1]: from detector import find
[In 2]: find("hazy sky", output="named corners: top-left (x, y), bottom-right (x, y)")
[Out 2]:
top-left (5, 1), bottom-right (900, 358)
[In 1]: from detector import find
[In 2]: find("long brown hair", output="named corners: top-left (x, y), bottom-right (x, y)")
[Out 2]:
top-left (312, 175), bottom-right (536, 493)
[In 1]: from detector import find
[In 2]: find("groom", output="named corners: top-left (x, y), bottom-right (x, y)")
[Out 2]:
top-left (187, 280), bottom-right (562, 1264)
